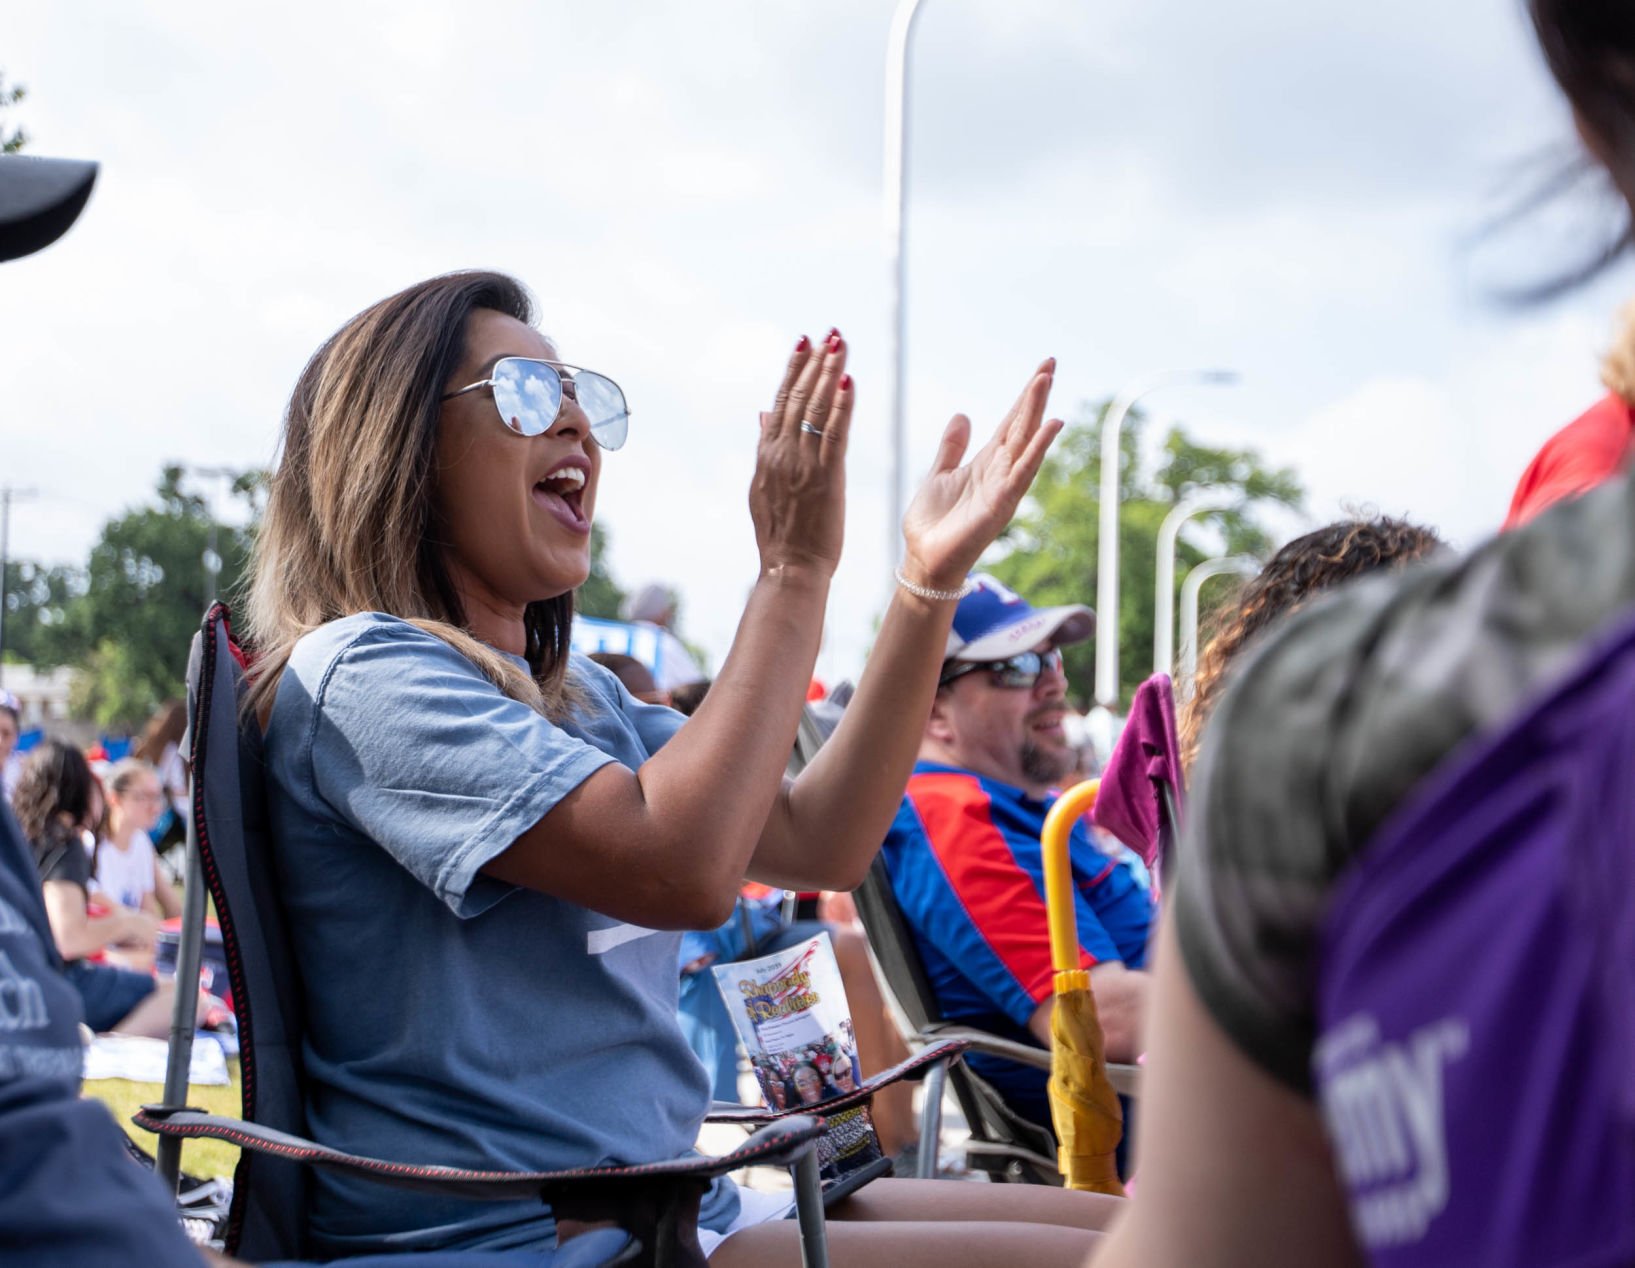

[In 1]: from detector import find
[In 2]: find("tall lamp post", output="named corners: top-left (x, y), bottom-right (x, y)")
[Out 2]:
top-left (0, 486), bottom-right (39, 690)
top-left (186, 466), bottom-right (236, 606)
top-left (1093, 369), bottom-right (1238, 712)
top-left (1153, 490), bottom-right (1238, 678)
top-left (1177, 554), bottom-right (1259, 700)
top-left (884, 0), bottom-right (929, 593)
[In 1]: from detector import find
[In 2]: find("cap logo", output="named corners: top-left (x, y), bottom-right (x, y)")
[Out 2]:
top-left (972, 573), bottom-right (1024, 606)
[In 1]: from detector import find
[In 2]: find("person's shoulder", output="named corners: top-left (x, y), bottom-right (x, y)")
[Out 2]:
top-left (286, 613), bottom-right (485, 689)
top-left (289, 611), bottom-right (435, 663)
top-left (905, 762), bottom-right (989, 805)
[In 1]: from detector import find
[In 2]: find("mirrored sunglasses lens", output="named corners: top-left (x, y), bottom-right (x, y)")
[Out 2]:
top-left (575, 372), bottom-right (629, 450)
top-left (491, 359), bottom-right (562, 436)
top-left (994, 652), bottom-right (1048, 687)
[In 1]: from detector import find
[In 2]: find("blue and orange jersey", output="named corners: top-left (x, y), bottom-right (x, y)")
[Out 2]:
top-left (881, 761), bottom-right (1155, 1038)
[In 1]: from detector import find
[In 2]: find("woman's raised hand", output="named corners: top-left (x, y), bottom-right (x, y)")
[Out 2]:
top-left (750, 331), bottom-right (854, 579)
top-left (899, 359), bottom-right (1063, 590)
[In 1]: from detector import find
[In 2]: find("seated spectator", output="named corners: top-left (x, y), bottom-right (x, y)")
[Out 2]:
top-left (93, 759), bottom-right (184, 972)
top-left (1179, 515), bottom-right (1445, 774)
top-left (12, 740), bottom-right (174, 1037)
top-left (0, 692), bottom-right (20, 802)
top-left (1504, 300), bottom-right (1635, 528)
top-left (131, 699), bottom-right (189, 854)
top-left (880, 574), bottom-right (1154, 1134)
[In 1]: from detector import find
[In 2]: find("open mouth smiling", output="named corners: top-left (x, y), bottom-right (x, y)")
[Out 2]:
top-left (532, 462), bottom-right (591, 534)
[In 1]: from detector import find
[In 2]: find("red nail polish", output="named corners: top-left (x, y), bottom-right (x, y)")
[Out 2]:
top-left (827, 333), bottom-right (842, 352)
top-left (840, 373), bottom-right (853, 391)
top-left (827, 327), bottom-right (840, 339)
top-left (795, 335), bottom-right (810, 353)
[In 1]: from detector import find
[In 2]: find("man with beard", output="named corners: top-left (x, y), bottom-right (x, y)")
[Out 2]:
top-left (878, 575), bottom-right (1152, 1133)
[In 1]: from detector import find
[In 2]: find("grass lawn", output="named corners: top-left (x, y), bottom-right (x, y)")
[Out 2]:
top-left (84, 1059), bottom-right (244, 1180)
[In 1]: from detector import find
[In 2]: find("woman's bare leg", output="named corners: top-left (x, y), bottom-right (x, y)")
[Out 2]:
top-left (110, 978), bottom-right (175, 1038)
top-left (709, 1178), bottom-right (1121, 1266)
top-left (712, 1219), bottom-right (1099, 1267)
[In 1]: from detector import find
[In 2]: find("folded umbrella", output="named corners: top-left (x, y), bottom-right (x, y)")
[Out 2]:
top-left (1040, 779), bottom-right (1125, 1195)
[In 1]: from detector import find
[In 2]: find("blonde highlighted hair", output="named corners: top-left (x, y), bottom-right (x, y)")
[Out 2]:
top-left (1601, 301), bottom-right (1635, 406)
top-left (245, 271), bottom-right (579, 721)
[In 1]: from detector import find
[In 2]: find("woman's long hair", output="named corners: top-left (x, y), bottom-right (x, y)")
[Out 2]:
top-left (1525, 0), bottom-right (1635, 286)
top-left (244, 271), bottom-right (578, 721)
top-left (1179, 516), bottom-right (1444, 775)
top-left (12, 739), bottom-right (94, 869)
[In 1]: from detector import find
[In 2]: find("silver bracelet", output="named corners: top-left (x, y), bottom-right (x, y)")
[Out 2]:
top-left (894, 566), bottom-right (976, 602)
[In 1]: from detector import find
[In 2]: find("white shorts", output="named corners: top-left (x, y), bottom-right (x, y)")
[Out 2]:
top-left (699, 1185), bottom-right (796, 1258)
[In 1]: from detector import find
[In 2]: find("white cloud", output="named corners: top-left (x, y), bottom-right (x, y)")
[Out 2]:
top-left (3, 0), bottom-right (1634, 688)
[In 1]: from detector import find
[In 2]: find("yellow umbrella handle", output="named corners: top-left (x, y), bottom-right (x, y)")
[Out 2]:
top-left (1041, 778), bottom-right (1099, 979)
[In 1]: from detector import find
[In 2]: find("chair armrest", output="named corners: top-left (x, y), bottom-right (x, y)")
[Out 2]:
top-left (1107, 1063), bottom-right (1141, 1098)
top-left (133, 1104), bottom-right (824, 1201)
top-left (913, 1026), bottom-right (1143, 1097)
top-left (705, 1038), bottom-right (967, 1125)
top-left (916, 1026), bottom-right (1053, 1070)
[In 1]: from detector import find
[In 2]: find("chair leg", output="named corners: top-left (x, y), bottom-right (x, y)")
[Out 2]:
top-left (915, 1060), bottom-right (948, 1180)
top-left (792, 1149), bottom-right (829, 1268)
top-left (156, 815), bottom-right (210, 1195)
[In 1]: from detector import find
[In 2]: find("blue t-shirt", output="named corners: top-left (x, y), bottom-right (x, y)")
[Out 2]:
top-left (265, 613), bottom-right (736, 1255)
top-left (880, 761), bottom-right (1155, 1123)
top-left (0, 804), bottom-right (203, 1267)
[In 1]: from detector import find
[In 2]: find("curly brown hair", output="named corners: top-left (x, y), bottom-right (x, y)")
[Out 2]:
top-left (1179, 516), bottom-right (1444, 775)
top-left (11, 738), bottom-right (94, 864)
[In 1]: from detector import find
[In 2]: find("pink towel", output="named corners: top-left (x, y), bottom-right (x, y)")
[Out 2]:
top-left (1090, 674), bottom-right (1184, 874)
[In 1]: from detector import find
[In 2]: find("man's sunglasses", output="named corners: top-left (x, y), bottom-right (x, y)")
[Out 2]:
top-left (938, 648), bottom-right (1064, 689)
top-left (442, 356), bottom-right (629, 451)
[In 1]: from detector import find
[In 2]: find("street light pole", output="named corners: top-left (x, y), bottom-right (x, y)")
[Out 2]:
top-left (0, 486), bottom-right (39, 690)
top-left (1154, 491), bottom-right (1238, 677)
top-left (1093, 369), bottom-right (1238, 711)
top-left (884, 0), bottom-right (928, 594)
top-left (186, 466), bottom-right (236, 606)
top-left (1177, 554), bottom-right (1259, 700)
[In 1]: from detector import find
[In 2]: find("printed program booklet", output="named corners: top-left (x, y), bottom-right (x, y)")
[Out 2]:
top-left (712, 931), bottom-right (884, 1180)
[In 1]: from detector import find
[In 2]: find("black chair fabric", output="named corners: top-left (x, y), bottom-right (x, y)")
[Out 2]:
top-left (187, 604), bottom-right (310, 1256)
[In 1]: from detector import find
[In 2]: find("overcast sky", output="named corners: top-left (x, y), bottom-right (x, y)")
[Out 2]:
top-left (7, 0), bottom-right (1635, 687)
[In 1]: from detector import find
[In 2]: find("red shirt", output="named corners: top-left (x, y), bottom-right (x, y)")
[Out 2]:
top-left (1504, 392), bottom-right (1635, 530)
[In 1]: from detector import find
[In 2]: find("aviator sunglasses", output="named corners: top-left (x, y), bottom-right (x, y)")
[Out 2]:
top-left (442, 356), bottom-right (630, 451)
top-left (938, 647), bottom-right (1064, 690)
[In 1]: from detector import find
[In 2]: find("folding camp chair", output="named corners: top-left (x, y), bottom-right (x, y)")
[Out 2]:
top-left (853, 775), bottom-right (1145, 1185)
top-left (1312, 605), bottom-right (1635, 1266)
top-left (853, 855), bottom-right (1064, 1184)
top-left (142, 604), bottom-right (961, 1268)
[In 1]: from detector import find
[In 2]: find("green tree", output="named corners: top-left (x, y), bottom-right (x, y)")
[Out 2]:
top-left (988, 398), bottom-right (1302, 708)
top-left (574, 523), bottom-right (625, 620)
top-left (69, 466), bottom-right (259, 730)
top-left (1, 74), bottom-right (26, 154)
top-left (0, 560), bottom-right (84, 666)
